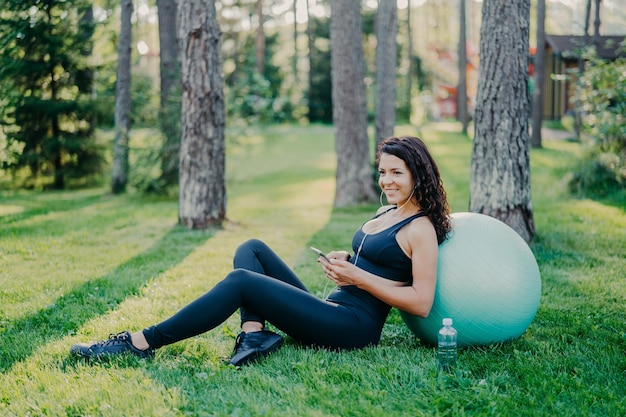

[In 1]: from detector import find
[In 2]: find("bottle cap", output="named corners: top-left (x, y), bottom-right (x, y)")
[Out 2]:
top-left (442, 318), bottom-right (453, 326)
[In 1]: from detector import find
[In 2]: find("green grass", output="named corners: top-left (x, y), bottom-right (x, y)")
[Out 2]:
top-left (1, 123), bottom-right (624, 416)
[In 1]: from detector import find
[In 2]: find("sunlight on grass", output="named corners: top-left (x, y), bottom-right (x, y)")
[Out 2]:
top-left (0, 123), bottom-right (624, 417)
top-left (0, 204), bottom-right (24, 216)
top-left (0, 195), bottom-right (179, 321)
top-left (0, 125), bottom-right (341, 416)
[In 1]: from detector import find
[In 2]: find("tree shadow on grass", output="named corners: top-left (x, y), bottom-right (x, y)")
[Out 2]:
top-left (0, 190), bottom-right (104, 227)
top-left (0, 225), bottom-right (212, 373)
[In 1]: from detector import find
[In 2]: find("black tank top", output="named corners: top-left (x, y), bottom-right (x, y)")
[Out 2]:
top-left (351, 209), bottom-right (427, 283)
top-left (326, 210), bottom-right (427, 324)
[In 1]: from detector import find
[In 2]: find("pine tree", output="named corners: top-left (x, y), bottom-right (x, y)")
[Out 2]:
top-left (0, 0), bottom-right (102, 189)
top-left (330, 0), bottom-right (377, 206)
top-left (156, 0), bottom-right (181, 190)
top-left (470, 0), bottom-right (534, 242)
top-left (178, 0), bottom-right (226, 228)
top-left (374, 0), bottom-right (397, 146)
top-left (110, 0), bottom-right (133, 194)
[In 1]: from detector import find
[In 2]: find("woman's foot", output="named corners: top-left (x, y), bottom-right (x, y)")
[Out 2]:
top-left (229, 330), bottom-right (283, 367)
top-left (70, 331), bottom-right (155, 360)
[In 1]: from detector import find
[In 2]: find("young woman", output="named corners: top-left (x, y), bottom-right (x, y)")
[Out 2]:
top-left (71, 136), bottom-right (451, 366)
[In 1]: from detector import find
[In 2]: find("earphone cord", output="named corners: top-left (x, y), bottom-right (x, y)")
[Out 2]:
top-left (354, 188), bottom-right (416, 267)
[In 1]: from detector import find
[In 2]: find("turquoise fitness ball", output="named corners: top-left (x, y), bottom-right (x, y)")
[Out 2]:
top-left (401, 212), bottom-right (542, 347)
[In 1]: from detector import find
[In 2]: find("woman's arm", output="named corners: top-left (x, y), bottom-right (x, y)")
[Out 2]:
top-left (321, 218), bottom-right (438, 317)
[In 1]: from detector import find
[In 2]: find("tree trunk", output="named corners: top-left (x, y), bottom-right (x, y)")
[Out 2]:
top-left (78, 4), bottom-right (95, 128)
top-left (178, 0), bottom-right (226, 229)
top-left (293, 0), bottom-right (298, 80)
top-left (470, 0), bottom-right (534, 243)
top-left (330, 0), bottom-right (377, 206)
top-left (406, 3), bottom-right (413, 118)
top-left (531, 0), bottom-right (546, 148)
top-left (374, 0), bottom-right (397, 146)
top-left (306, 0), bottom-right (314, 121)
top-left (593, 0), bottom-right (601, 47)
top-left (457, 0), bottom-right (468, 134)
top-left (111, 0), bottom-right (133, 194)
top-left (47, 5), bottom-right (64, 190)
top-left (157, 0), bottom-right (181, 188)
top-left (584, 0), bottom-right (592, 45)
top-left (255, 0), bottom-right (265, 75)
top-left (574, 0), bottom-right (593, 139)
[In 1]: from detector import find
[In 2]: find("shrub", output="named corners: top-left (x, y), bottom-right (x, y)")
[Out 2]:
top-left (570, 52), bottom-right (626, 196)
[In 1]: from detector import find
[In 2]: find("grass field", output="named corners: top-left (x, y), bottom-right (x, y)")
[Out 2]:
top-left (0, 123), bottom-right (624, 416)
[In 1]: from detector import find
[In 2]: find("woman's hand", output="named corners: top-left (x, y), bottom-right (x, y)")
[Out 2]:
top-left (319, 258), bottom-right (357, 287)
top-left (326, 250), bottom-right (351, 262)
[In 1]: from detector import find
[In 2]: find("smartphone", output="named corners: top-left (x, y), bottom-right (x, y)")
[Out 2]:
top-left (310, 246), bottom-right (330, 262)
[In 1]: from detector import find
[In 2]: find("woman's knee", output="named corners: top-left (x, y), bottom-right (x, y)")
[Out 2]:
top-left (224, 268), bottom-right (256, 285)
top-left (235, 238), bottom-right (268, 257)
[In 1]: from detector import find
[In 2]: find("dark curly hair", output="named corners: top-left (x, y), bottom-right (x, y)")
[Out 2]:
top-left (376, 136), bottom-right (451, 244)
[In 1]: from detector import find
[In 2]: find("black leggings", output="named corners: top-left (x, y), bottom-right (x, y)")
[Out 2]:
top-left (142, 239), bottom-right (382, 350)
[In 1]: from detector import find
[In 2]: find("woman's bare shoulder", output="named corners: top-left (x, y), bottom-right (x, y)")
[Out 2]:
top-left (406, 215), bottom-right (437, 244)
top-left (376, 205), bottom-right (395, 215)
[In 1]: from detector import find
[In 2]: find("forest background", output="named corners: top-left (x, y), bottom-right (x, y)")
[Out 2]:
top-left (0, 0), bottom-right (625, 196)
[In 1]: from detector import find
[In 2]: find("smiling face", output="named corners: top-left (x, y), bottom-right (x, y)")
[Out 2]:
top-left (378, 153), bottom-right (416, 206)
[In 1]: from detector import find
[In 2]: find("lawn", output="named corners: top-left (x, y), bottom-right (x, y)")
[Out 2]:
top-left (0, 123), bottom-right (624, 416)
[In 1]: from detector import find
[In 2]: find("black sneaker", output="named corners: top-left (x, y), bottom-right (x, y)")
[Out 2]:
top-left (229, 330), bottom-right (283, 366)
top-left (70, 331), bottom-right (155, 360)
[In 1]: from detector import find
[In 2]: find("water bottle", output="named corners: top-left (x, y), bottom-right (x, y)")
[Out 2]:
top-left (437, 318), bottom-right (457, 372)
